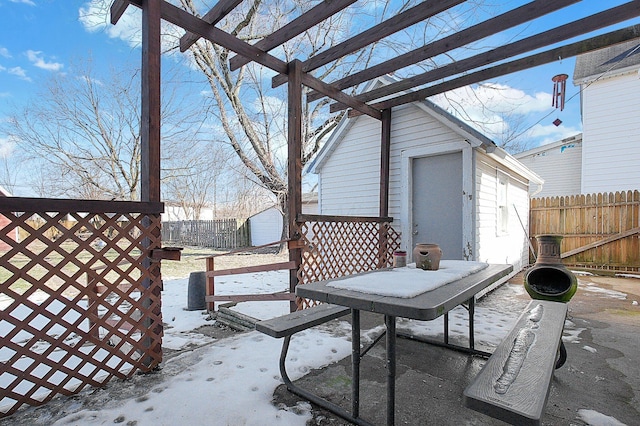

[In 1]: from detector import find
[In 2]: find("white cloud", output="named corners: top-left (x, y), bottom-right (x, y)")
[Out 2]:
top-left (26, 50), bottom-right (64, 72)
top-left (9, 0), bottom-right (36, 6)
top-left (79, 1), bottom-right (142, 46)
top-left (0, 47), bottom-right (11, 58)
top-left (7, 66), bottom-right (31, 82)
top-left (430, 82), bottom-right (563, 146)
top-left (0, 137), bottom-right (16, 159)
top-left (79, 0), bottom-right (182, 53)
top-left (526, 123), bottom-right (581, 146)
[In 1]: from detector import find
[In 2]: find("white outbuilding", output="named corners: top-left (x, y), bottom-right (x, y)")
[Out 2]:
top-left (307, 77), bottom-right (543, 278)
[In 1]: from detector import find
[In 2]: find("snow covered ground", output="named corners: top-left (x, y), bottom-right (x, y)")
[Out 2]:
top-left (2, 269), bottom-right (637, 425)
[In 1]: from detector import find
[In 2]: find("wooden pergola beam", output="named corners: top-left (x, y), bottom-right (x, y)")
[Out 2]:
top-left (333, 1), bottom-right (640, 111)
top-left (179, 0), bottom-right (244, 52)
top-left (115, 0), bottom-right (381, 120)
top-left (271, 0), bottom-right (466, 88)
top-left (307, 0), bottom-right (579, 103)
top-left (350, 25), bottom-right (640, 116)
top-left (110, 0), bottom-right (129, 24)
top-left (302, 73), bottom-right (381, 120)
top-left (229, 0), bottom-right (357, 71)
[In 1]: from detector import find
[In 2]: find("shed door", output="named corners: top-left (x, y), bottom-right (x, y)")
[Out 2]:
top-left (412, 152), bottom-right (463, 260)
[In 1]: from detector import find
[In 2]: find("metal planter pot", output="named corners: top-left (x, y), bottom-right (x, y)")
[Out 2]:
top-left (524, 235), bottom-right (577, 303)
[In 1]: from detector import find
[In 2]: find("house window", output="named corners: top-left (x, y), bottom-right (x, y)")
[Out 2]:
top-left (497, 171), bottom-right (509, 235)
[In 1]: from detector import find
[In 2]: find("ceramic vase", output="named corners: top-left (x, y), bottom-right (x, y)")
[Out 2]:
top-left (413, 243), bottom-right (442, 270)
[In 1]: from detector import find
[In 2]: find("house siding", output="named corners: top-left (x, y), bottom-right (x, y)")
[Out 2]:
top-left (319, 103), bottom-right (467, 221)
top-left (475, 153), bottom-right (530, 271)
top-left (318, 115), bottom-right (381, 216)
top-left (581, 72), bottom-right (640, 193)
top-left (515, 139), bottom-right (582, 197)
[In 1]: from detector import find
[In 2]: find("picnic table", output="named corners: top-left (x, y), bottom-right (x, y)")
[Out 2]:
top-left (293, 261), bottom-right (513, 426)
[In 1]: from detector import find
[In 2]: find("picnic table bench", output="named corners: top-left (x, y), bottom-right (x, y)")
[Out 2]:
top-left (464, 299), bottom-right (568, 426)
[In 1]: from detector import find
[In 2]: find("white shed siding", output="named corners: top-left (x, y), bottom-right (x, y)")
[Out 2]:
top-left (516, 141), bottom-right (582, 197)
top-left (249, 207), bottom-right (283, 246)
top-left (318, 115), bottom-right (381, 216)
top-left (316, 99), bottom-right (536, 277)
top-left (388, 104), bottom-right (470, 234)
top-left (475, 153), bottom-right (530, 270)
top-left (581, 72), bottom-right (640, 193)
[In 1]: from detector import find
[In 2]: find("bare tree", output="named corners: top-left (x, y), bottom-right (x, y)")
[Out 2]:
top-left (4, 59), bottom-right (204, 201)
top-left (163, 139), bottom-right (234, 220)
top-left (176, 0), bottom-right (411, 236)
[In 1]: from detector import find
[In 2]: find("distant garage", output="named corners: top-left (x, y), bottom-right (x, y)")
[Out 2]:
top-left (248, 192), bottom-right (318, 246)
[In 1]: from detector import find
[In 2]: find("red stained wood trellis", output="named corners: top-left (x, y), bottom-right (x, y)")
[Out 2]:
top-left (0, 198), bottom-right (163, 416)
top-left (295, 214), bottom-right (401, 309)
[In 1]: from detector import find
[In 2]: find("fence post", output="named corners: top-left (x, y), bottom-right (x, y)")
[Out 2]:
top-left (206, 256), bottom-right (215, 311)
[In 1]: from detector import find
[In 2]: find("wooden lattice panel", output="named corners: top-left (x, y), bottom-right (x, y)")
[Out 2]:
top-left (0, 199), bottom-right (163, 417)
top-left (296, 216), bottom-right (401, 309)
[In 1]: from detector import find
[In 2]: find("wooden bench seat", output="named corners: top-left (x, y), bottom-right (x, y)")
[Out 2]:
top-left (256, 303), bottom-right (350, 338)
top-left (464, 300), bottom-right (568, 426)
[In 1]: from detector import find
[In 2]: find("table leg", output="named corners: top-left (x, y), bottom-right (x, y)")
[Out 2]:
top-left (444, 312), bottom-right (449, 345)
top-left (352, 309), bottom-right (361, 418)
top-left (468, 297), bottom-right (475, 350)
top-left (385, 315), bottom-right (396, 426)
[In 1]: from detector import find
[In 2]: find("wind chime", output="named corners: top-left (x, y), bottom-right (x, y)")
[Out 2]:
top-left (551, 73), bottom-right (569, 126)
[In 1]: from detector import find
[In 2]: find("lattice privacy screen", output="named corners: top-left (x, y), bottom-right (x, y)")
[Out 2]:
top-left (0, 199), bottom-right (163, 417)
top-left (296, 216), bottom-right (401, 309)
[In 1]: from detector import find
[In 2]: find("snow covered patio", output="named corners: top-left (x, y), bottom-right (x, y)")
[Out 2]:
top-left (2, 267), bottom-right (637, 426)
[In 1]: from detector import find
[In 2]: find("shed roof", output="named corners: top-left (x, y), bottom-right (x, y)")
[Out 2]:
top-left (574, 37), bottom-right (640, 83)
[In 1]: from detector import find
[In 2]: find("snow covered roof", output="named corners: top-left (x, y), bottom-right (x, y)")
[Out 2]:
top-left (574, 38), bottom-right (640, 84)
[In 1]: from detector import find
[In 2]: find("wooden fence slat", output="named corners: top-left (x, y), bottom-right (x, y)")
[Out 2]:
top-left (530, 191), bottom-right (640, 271)
top-left (161, 219), bottom-right (248, 249)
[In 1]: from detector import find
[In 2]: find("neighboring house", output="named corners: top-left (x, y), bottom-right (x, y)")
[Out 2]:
top-left (307, 77), bottom-right (543, 276)
top-left (517, 39), bottom-right (640, 196)
top-left (515, 134), bottom-right (582, 198)
top-left (574, 38), bottom-right (640, 194)
top-left (161, 203), bottom-right (216, 221)
top-left (248, 193), bottom-right (318, 246)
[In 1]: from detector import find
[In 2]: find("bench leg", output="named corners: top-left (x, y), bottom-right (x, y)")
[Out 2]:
top-left (277, 326), bottom-right (374, 426)
top-left (556, 340), bottom-right (567, 369)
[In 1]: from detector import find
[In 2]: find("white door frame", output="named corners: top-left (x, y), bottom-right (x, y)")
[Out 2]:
top-left (400, 141), bottom-right (475, 260)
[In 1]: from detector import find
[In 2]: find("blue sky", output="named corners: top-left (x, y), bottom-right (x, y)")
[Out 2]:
top-left (1, 0), bottom-right (640, 196)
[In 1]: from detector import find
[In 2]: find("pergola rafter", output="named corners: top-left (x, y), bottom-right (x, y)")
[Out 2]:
top-left (306, 0), bottom-right (581, 102)
top-left (332, 1), bottom-right (640, 111)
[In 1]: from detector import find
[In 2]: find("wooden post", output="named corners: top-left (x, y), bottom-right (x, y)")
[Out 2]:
top-left (206, 256), bottom-right (215, 312)
top-left (379, 108), bottom-right (392, 268)
top-left (141, 0), bottom-right (161, 203)
top-left (288, 60), bottom-right (303, 313)
top-left (140, 0), bottom-right (162, 368)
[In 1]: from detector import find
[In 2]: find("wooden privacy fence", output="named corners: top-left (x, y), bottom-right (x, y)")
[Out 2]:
top-left (529, 190), bottom-right (640, 271)
top-left (204, 215), bottom-right (401, 312)
top-left (162, 219), bottom-right (249, 248)
top-left (0, 198), bottom-right (163, 417)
